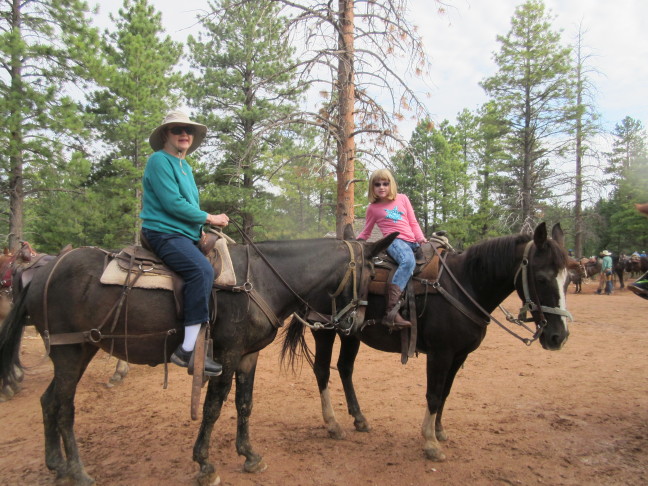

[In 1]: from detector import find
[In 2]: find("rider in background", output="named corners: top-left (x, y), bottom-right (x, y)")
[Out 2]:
top-left (595, 250), bottom-right (613, 295)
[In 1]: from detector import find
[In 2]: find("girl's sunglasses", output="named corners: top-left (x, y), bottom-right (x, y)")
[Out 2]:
top-left (374, 181), bottom-right (390, 187)
top-left (168, 125), bottom-right (196, 135)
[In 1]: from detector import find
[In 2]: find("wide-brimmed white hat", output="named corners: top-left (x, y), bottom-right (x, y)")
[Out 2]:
top-left (149, 110), bottom-right (207, 155)
top-left (601, 250), bottom-right (611, 256)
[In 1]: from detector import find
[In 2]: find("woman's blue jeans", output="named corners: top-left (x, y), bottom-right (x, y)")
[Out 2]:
top-left (141, 228), bottom-right (214, 326)
top-left (387, 238), bottom-right (419, 291)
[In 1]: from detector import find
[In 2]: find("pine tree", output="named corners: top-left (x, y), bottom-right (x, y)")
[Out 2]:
top-left (601, 117), bottom-right (648, 253)
top-left (0, 0), bottom-right (99, 249)
top-left (480, 0), bottom-right (573, 232)
top-left (85, 0), bottom-right (182, 247)
top-left (568, 22), bottom-right (602, 258)
top-left (186, 0), bottom-right (307, 240)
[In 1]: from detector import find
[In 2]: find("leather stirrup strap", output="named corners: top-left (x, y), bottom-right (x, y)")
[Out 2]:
top-left (190, 323), bottom-right (209, 421)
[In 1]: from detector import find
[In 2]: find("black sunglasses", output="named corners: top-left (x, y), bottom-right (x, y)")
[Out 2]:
top-left (168, 125), bottom-right (196, 136)
top-left (374, 181), bottom-right (390, 187)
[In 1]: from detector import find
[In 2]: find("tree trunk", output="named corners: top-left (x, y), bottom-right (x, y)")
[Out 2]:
top-left (335, 0), bottom-right (355, 239)
top-left (574, 90), bottom-right (583, 258)
top-left (8, 0), bottom-right (23, 251)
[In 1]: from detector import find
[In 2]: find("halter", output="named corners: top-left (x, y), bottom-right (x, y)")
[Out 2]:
top-left (510, 240), bottom-right (573, 343)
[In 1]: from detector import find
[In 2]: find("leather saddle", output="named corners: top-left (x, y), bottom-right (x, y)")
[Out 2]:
top-left (101, 231), bottom-right (236, 318)
top-left (12, 241), bottom-right (64, 293)
top-left (368, 233), bottom-right (451, 298)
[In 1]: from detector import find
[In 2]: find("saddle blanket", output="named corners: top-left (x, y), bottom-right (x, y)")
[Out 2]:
top-left (100, 237), bottom-right (237, 291)
top-left (100, 259), bottom-right (175, 291)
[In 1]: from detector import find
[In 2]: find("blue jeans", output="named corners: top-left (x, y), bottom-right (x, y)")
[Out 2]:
top-left (387, 238), bottom-right (419, 291)
top-left (141, 228), bottom-right (214, 326)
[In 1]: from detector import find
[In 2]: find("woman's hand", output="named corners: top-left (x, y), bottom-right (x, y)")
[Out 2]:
top-left (206, 213), bottom-right (229, 227)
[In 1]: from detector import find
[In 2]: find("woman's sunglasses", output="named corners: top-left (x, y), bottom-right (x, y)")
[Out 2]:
top-left (373, 181), bottom-right (390, 187)
top-left (168, 125), bottom-right (196, 136)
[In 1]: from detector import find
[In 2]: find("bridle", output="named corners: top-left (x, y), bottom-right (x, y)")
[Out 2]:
top-left (433, 238), bottom-right (572, 346)
top-left (226, 221), bottom-right (370, 332)
top-left (504, 240), bottom-right (573, 344)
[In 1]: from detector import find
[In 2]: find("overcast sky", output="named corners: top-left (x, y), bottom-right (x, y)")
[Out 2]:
top-left (97, 0), bottom-right (647, 136)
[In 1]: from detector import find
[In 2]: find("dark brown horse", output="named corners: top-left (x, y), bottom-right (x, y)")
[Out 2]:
top-left (0, 232), bottom-right (396, 485)
top-left (282, 223), bottom-right (571, 461)
top-left (625, 255), bottom-right (648, 276)
top-left (566, 257), bottom-right (586, 293)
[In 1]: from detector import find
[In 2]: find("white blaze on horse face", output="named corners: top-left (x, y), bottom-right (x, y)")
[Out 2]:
top-left (556, 268), bottom-right (569, 332)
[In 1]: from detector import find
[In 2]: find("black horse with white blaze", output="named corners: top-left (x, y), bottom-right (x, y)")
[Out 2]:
top-left (282, 222), bottom-right (571, 461)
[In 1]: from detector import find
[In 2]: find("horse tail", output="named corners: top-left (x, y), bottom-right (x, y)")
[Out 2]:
top-left (280, 314), bottom-right (314, 371)
top-left (0, 282), bottom-right (30, 396)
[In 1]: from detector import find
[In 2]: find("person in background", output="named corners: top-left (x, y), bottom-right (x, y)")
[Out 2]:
top-left (140, 110), bottom-right (229, 376)
top-left (596, 250), bottom-right (613, 295)
top-left (357, 169), bottom-right (427, 328)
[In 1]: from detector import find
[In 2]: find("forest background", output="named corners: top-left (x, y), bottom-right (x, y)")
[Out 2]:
top-left (2, 0), bottom-right (647, 258)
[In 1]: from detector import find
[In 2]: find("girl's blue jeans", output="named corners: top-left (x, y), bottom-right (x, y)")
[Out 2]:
top-left (141, 228), bottom-right (214, 326)
top-left (386, 238), bottom-right (419, 291)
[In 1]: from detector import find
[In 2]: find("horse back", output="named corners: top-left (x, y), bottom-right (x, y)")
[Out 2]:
top-left (25, 247), bottom-right (183, 366)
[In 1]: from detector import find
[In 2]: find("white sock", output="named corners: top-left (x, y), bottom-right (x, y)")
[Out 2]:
top-left (182, 324), bottom-right (201, 352)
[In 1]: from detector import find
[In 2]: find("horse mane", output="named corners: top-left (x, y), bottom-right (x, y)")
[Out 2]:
top-left (462, 234), bottom-right (530, 285)
top-left (462, 232), bottom-right (568, 287)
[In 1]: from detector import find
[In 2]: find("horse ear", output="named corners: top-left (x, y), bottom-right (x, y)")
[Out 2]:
top-left (366, 232), bottom-right (399, 258)
top-left (342, 223), bottom-right (356, 240)
top-left (551, 223), bottom-right (565, 247)
top-left (533, 222), bottom-right (548, 248)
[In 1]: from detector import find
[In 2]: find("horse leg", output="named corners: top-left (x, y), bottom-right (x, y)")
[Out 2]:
top-left (0, 362), bottom-right (23, 401)
top-left (433, 354), bottom-right (467, 443)
top-left (312, 329), bottom-right (345, 439)
top-left (193, 370), bottom-right (234, 486)
top-left (43, 345), bottom-right (98, 485)
top-left (41, 380), bottom-right (65, 473)
top-left (338, 334), bottom-right (370, 432)
top-left (107, 358), bottom-right (129, 387)
top-left (421, 352), bottom-right (454, 462)
top-left (233, 352), bottom-right (266, 473)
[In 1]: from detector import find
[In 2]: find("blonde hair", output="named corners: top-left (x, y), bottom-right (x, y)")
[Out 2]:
top-left (367, 169), bottom-right (398, 203)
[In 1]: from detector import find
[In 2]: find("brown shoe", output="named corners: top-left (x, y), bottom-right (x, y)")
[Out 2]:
top-left (384, 283), bottom-right (412, 328)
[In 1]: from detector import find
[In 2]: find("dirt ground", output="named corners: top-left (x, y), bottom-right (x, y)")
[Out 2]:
top-left (1, 279), bottom-right (647, 486)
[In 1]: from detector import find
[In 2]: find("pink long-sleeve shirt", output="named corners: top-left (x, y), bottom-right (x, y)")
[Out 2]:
top-left (357, 193), bottom-right (425, 243)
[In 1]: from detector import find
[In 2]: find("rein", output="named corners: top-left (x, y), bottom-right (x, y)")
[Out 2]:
top-left (431, 239), bottom-right (570, 346)
top-left (222, 220), bottom-right (369, 331)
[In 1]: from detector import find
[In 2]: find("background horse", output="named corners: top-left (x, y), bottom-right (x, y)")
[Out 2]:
top-left (0, 232), bottom-right (395, 486)
top-left (566, 257), bottom-right (586, 293)
top-left (282, 222), bottom-right (570, 462)
top-left (583, 256), bottom-right (626, 289)
top-left (625, 255), bottom-right (648, 277)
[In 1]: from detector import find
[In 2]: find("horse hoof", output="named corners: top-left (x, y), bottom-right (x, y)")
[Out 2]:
top-left (353, 419), bottom-right (371, 433)
top-left (196, 472), bottom-right (221, 486)
top-left (327, 425), bottom-right (346, 440)
top-left (55, 472), bottom-right (95, 486)
top-left (243, 458), bottom-right (267, 473)
top-left (424, 448), bottom-right (447, 462)
top-left (436, 429), bottom-right (448, 442)
top-left (0, 385), bottom-right (16, 402)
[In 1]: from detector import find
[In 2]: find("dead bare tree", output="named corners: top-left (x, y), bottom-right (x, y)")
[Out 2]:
top-left (269, 0), bottom-right (444, 236)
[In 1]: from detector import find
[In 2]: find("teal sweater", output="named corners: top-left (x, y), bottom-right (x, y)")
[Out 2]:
top-left (140, 150), bottom-right (207, 241)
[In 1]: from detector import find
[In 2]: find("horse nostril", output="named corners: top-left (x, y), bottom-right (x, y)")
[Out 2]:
top-left (551, 332), bottom-right (568, 349)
